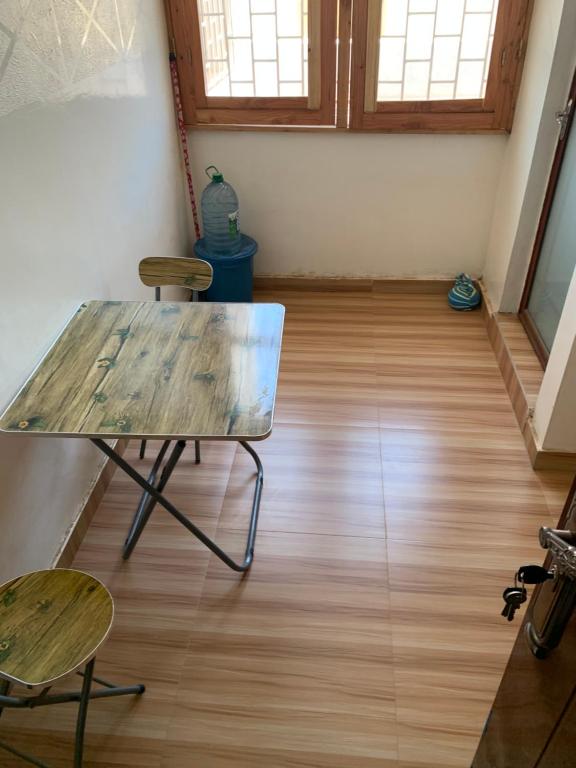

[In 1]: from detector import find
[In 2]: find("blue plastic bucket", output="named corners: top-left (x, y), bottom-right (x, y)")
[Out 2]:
top-left (194, 234), bottom-right (257, 303)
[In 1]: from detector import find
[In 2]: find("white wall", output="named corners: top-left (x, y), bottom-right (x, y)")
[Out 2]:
top-left (0, 0), bottom-right (190, 581)
top-left (478, 0), bottom-right (576, 453)
top-left (189, 131), bottom-right (505, 278)
top-left (482, 0), bottom-right (576, 311)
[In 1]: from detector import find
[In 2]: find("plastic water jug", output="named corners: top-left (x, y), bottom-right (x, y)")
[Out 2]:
top-left (201, 165), bottom-right (241, 255)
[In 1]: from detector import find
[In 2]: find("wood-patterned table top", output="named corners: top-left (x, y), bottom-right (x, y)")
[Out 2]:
top-left (0, 301), bottom-right (284, 441)
top-left (0, 569), bottom-right (113, 687)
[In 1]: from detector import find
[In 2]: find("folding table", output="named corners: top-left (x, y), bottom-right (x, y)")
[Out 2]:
top-left (0, 300), bottom-right (284, 572)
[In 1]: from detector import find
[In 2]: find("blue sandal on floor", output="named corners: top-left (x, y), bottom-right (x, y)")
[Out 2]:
top-left (448, 273), bottom-right (481, 311)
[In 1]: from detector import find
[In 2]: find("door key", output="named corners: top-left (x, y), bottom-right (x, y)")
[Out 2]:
top-left (517, 564), bottom-right (556, 585)
top-left (501, 585), bottom-right (527, 621)
top-left (500, 566), bottom-right (555, 622)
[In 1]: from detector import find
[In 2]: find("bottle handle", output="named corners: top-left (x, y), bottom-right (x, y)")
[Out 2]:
top-left (205, 165), bottom-right (220, 180)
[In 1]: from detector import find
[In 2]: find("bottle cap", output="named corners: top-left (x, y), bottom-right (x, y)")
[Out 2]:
top-left (205, 165), bottom-right (224, 183)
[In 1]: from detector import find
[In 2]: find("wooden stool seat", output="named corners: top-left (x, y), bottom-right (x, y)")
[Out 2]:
top-left (0, 569), bottom-right (113, 688)
top-left (0, 569), bottom-right (142, 767)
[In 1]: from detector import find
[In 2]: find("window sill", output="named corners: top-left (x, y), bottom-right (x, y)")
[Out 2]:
top-left (187, 124), bottom-right (509, 135)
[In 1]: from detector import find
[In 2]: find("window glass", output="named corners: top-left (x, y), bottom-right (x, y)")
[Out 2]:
top-left (197, 0), bottom-right (309, 98)
top-left (377, 0), bottom-right (499, 101)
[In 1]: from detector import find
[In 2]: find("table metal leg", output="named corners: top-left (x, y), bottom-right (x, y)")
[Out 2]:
top-left (124, 440), bottom-right (171, 556)
top-left (91, 439), bottom-right (264, 572)
top-left (135, 440), bottom-right (200, 535)
top-left (123, 440), bottom-right (185, 560)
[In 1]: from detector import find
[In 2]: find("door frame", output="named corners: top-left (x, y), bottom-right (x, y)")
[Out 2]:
top-left (519, 67), bottom-right (576, 368)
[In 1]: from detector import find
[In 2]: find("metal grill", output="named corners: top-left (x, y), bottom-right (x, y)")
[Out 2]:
top-left (197, 0), bottom-right (309, 98)
top-left (377, 0), bottom-right (499, 101)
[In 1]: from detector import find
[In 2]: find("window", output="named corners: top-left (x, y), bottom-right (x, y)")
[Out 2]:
top-left (169, 0), bottom-right (337, 125)
top-left (167, 0), bottom-right (532, 132)
top-left (350, 0), bottom-right (533, 131)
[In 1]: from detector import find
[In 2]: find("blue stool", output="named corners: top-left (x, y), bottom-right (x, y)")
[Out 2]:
top-left (194, 234), bottom-right (257, 303)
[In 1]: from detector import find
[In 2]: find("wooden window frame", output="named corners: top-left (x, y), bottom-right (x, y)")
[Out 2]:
top-left (350, 0), bottom-right (533, 133)
top-left (167, 0), bottom-right (338, 127)
top-left (166, 0), bottom-right (532, 133)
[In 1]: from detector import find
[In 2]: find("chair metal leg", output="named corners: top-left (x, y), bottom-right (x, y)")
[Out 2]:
top-left (195, 440), bottom-right (201, 464)
top-left (74, 658), bottom-right (94, 768)
top-left (0, 739), bottom-right (49, 767)
top-left (91, 438), bottom-right (265, 572)
top-left (0, 679), bottom-right (9, 720)
top-left (0, 661), bottom-right (144, 768)
top-left (139, 440), bottom-right (147, 459)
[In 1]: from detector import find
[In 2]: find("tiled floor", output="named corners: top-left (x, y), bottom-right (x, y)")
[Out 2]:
top-left (1, 290), bottom-right (572, 767)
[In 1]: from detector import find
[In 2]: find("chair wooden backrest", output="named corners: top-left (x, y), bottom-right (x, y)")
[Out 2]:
top-left (138, 257), bottom-right (213, 296)
top-left (137, 257), bottom-right (213, 461)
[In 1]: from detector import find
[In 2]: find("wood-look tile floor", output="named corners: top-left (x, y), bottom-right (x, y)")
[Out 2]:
top-left (1, 290), bottom-right (572, 768)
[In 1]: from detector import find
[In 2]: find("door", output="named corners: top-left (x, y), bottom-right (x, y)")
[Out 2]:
top-left (520, 71), bottom-right (576, 367)
top-left (536, 696), bottom-right (576, 768)
top-left (472, 476), bottom-right (576, 767)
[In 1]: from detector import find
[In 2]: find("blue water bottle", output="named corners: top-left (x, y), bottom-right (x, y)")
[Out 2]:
top-left (201, 166), bottom-right (241, 255)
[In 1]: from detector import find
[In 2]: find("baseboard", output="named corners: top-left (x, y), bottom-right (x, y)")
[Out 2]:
top-left (254, 276), bottom-right (373, 291)
top-left (53, 439), bottom-right (129, 568)
top-left (254, 276), bottom-right (453, 293)
top-left (480, 297), bottom-right (532, 431)
top-left (522, 419), bottom-right (576, 471)
top-left (478, 280), bottom-right (576, 470)
top-left (373, 278), bottom-right (453, 294)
